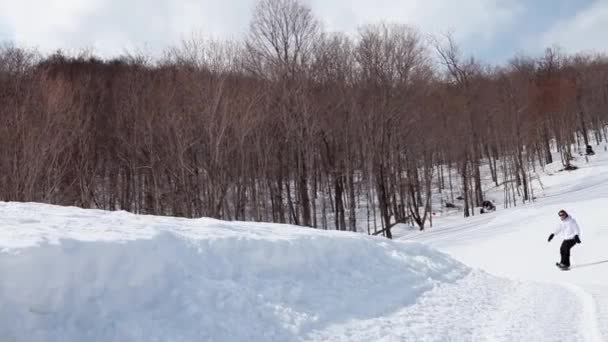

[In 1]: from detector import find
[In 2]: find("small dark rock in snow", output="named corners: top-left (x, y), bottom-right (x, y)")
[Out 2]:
top-left (562, 165), bottom-right (578, 171)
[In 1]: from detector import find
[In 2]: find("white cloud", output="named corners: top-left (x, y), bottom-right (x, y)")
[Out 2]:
top-left (0, 0), bottom-right (522, 57)
top-left (0, 0), bottom-right (256, 56)
top-left (313, 0), bottom-right (523, 43)
top-left (535, 0), bottom-right (608, 54)
top-left (0, 0), bottom-right (101, 49)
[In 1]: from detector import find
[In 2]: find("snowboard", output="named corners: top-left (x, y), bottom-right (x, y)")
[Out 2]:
top-left (555, 262), bottom-right (570, 271)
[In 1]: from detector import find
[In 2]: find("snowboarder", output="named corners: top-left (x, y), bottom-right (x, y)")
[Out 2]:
top-left (548, 209), bottom-right (581, 270)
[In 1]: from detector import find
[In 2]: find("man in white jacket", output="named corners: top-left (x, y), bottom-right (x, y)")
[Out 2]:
top-left (548, 209), bottom-right (582, 269)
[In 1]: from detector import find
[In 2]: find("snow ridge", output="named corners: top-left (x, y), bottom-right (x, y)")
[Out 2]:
top-left (0, 206), bottom-right (469, 341)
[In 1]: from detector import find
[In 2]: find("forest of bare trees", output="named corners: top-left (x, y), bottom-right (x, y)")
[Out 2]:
top-left (1, 0), bottom-right (607, 237)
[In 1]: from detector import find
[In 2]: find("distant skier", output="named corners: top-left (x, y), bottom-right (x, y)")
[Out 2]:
top-left (548, 209), bottom-right (581, 270)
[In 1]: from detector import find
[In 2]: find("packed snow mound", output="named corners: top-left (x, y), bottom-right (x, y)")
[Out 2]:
top-left (0, 202), bottom-right (470, 342)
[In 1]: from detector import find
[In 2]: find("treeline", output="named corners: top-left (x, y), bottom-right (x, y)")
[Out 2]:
top-left (1, 0), bottom-right (607, 237)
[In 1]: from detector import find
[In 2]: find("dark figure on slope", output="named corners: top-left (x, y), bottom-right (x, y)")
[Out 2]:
top-left (480, 200), bottom-right (496, 214)
top-left (548, 210), bottom-right (582, 270)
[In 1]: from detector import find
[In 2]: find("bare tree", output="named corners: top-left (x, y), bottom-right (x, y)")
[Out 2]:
top-left (2, 8), bottom-right (608, 238)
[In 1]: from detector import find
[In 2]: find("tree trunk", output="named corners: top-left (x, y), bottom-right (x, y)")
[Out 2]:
top-left (347, 170), bottom-right (357, 232)
top-left (298, 154), bottom-right (311, 227)
top-left (375, 164), bottom-right (392, 239)
top-left (334, 175), bottom-right (346, 230)
top-left (543, 124), bottom-right (553, 164)
top-left (461, 160), bottom-right (470, 217)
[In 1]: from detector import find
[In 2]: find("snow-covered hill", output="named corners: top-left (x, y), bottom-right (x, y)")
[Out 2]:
top-left (1, 148), bottom-right (608, 341)
top-left (0, 203), bottom-right (602, 341)
top-left (0, 204), bottom-right (466, 341)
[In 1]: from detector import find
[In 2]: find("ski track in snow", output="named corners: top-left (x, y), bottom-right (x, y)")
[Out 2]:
top-left (560, 282), bottom-right (604, 342)
top-left (586, 285), bottom-right (608, 340)
top-left (307, 272), bottom-right (591, 342)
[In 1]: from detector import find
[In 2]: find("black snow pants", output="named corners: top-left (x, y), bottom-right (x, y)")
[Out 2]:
top-left (560, 239), bottom-right (577, 267)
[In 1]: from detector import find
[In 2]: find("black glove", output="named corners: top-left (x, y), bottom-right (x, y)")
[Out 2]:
top-left (574, 235), bottom-right (581, 244)
top-left (548, 233), bottom-right (554, 242)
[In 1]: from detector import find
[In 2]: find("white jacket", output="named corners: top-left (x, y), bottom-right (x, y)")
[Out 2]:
top-left (553, 216), bottom-right (581, 240)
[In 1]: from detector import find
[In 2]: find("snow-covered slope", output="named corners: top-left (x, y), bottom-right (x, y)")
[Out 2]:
top-left (0, 202), bottom-right (601, 341)
top-left (399, 147), bottom-right (608, 341)
top-left (0, 203), bottom-right (466, 341)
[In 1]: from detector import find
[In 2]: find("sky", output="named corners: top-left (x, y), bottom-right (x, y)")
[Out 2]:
top-left (0, 0), bottom-right (607, 64)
